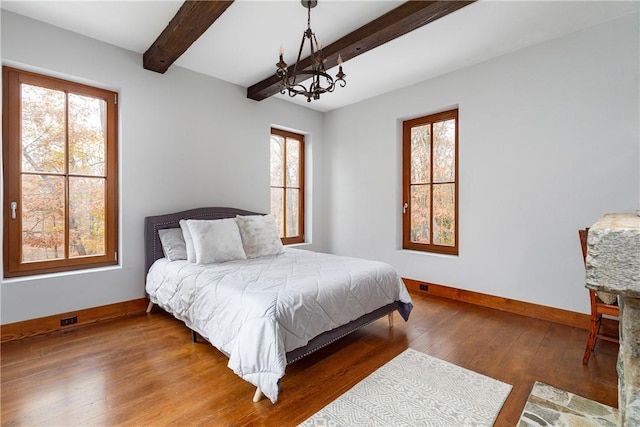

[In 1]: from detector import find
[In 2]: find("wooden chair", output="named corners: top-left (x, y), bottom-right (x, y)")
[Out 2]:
top-left (579, 228), bottom-right (619, 364)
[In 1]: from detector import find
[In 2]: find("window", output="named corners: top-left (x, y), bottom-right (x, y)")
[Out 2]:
top-left (402, 108), bottom-right (458, 255)
top-left (270, 128), bottom-right (304, 244)
top-left (3, 67), bottom-right (118, 277)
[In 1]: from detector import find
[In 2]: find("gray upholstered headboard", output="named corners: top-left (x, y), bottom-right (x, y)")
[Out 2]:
top-left (144, 207), bottom-right (263, 274)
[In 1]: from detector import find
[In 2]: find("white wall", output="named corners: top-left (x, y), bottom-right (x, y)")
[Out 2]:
top-left (323, 12), bottom-right (639, 314)
top-left (2, 9), bottom-right (638, 324)
top-left (0, 11), bottom-right (326, 324)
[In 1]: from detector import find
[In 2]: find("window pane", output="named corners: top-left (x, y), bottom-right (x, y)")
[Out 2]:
top-left (403, 109), bottom-right (457, 255)
top-left (433, 119), bottom-right (455, 183)
top-left (69, 177), bottom-right (106, 257)
top-left (410, 184), bottom-right (430, 244)
top-left (270, 135), bottom-right (284, 187)
top-left (21, 84), bottom-right (66, 174)
top-left (433, 183), bottom-right (455, 246)
top-left (271, 188), bottom-right (284, 238)
top-left (21, 174), bottom-right (65, 262)
top-left (286, 189), bottom-right (299, 238)
top-left (410, 125), bottom-right (430, 184)
top-left (69, 94), bottom-right (106, 176)
top-left (5, 68), bottom-right (119, 277)
top-left (286, 138), bottom-right (300, 187)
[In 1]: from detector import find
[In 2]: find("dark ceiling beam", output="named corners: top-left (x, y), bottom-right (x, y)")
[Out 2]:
top-left (247, 0), bottom-right (475, 101)
top-left (144, 0), bottom-right (234, 74)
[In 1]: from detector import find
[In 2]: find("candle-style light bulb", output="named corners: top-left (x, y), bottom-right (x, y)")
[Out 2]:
top-left (336, 53), bottom-right (346, 82)
top-left (276, 45), bottom-right (288, 73)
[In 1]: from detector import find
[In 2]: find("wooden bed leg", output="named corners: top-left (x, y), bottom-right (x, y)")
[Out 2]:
top-left (252, 387), bottom-right (263, 403)
top-left (146, 301), bottom-right (154, 313)
top-left (388, 312), bottom-right (394, 328)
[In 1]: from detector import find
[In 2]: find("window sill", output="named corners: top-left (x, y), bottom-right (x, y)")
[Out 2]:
top-left (286, 241), bottom-right (312, 249)
top-left (2, 264), bottom-right (122, 283)
top-left (397, 248), bottom-right (459, 258)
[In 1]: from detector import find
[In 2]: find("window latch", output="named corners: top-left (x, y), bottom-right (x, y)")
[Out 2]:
top-left (10, 201), bottom-right (17, 219)
top-left (403, 202), bottom-right (408, 214)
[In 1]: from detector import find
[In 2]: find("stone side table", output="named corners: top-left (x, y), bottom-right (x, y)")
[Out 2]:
top-left (586, 213), bottom-right (640, 426)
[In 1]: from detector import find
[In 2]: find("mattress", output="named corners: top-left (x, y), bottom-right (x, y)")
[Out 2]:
top-left (146, 247), bottom-right (413, 402)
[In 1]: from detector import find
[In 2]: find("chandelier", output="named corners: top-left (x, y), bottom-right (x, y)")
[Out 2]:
top-left (276, 0), bottom-right (346, 102)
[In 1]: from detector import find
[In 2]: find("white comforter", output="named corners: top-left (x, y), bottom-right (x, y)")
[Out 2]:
top-left (146, 247), bottom-right (413, 402)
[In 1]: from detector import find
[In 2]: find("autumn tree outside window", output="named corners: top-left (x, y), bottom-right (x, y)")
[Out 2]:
top-left (3, 67), bottom-right (118, 277)
top-left (402, 108), bottom-right (458, 255)
top-left (270, 128), bottom-right (304, 245)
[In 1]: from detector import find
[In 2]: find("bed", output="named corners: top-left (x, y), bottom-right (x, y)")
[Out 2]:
top-left (144, 207), bottom-right (413, 403)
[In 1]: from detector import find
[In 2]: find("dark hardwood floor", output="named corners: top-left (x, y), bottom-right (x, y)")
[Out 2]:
top-left (1, 291), bottom-right (618, 426)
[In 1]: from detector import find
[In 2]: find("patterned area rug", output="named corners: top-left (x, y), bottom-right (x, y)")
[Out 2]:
top-left (298, 348), bottom-right (512, 426)
top-left (518, 382), bottom-right (619, 426)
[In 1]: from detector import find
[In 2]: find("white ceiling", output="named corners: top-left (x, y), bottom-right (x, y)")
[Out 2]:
top-left (2, 1), bottom-right (638, 112)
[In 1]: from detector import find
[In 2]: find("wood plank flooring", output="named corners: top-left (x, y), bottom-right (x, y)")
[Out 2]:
top-left (1, 292), bottom-right (618, 426)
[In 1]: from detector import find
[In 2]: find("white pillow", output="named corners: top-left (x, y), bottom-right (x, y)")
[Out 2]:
top-left (179, 220), bottom-right (196, 263)
top-left (235, 214), bottom-right (284, 259)
top-left (158, 228), bottom-right (187, 261)
top-left (186, 218), bottom-right (247, 264)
